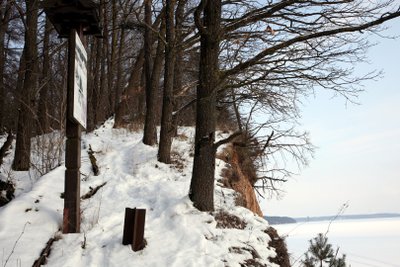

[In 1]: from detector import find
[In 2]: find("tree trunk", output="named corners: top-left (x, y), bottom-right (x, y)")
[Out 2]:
top-left (114, 4), bottom-right (165, 128)
top-left (114, 26), bottom-right (125, 118)
top-left (114, 48), bottom-right (144, 128)
top-left (189, 0), bottom-right (221, 211)
top-left (92, 38), bottom-right (101, 126)
top-left (12, 0), bottom-right (38, 171)
top-left (171, 0), bottom-right (186, 136)
top-left (143, 0), bottom-right (163, 146)
top-left (86, 37), bottom-right (96, 131)
top-left (0, 0), bottom-right (11, 132)
top-left (108, 0), bottom-right (118, 113)
top-left (142, 0), bottom-right (154, 144)
top-left (37, 18), bottom-right (51, 134)
top-left (158, 0), bottom-right (176, 163)
top-left (100, 0), bottom-right (110, 121)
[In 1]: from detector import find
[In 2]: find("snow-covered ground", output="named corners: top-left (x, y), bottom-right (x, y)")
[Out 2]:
top-left (275, 218), bottom-right (400, 267)
top-left (0, 120), bottom-right (278, 267)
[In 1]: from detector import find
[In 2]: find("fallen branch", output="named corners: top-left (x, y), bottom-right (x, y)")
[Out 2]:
top-left (32, 234), bottom-right (61, 267)
top-left (81, 182), bottom-right (107, 200)
top-left (88, 145), bottom-right (100, 176)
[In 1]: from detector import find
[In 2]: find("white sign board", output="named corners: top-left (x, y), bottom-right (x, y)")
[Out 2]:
top-left (73, 32), bottom-right (88, 129)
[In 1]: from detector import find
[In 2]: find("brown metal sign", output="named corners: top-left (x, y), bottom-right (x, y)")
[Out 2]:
top-left (122, 208), bottom-right (146, 251)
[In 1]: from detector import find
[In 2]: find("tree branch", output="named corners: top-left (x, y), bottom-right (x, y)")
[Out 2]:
top-left (223, 0), bottom-right (300, 33)
top-left (194, 0), bottom-right (208, 35)
top-left (222, 10), bottom-right (400, 79)
top-left (214, 131), bottom-right (242, 149)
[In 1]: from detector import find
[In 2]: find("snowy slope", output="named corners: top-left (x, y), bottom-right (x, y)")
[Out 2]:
top-left (0, 120), bottom-right (277, 267)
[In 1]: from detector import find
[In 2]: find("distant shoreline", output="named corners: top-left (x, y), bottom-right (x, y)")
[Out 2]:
top-left (265, 213), bottom-right (400, 225)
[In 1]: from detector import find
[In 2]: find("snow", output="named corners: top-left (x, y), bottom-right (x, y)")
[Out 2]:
top-left (274, 218), bottom-right (400, 267)
top-left (0, 119), bottom-right (277, 267)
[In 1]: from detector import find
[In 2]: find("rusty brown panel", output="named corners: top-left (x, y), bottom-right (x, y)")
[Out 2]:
top-left (122, 208), bottom-right (135, 245)
top-left (132, 209), bottom-right (146, 252)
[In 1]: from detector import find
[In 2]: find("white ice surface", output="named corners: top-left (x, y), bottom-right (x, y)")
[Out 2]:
top-left (275, 218), bottom-right (400, 267)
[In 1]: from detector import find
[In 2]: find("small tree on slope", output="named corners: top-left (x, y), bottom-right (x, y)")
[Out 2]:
top-left (302, 233), bottom-right (346, 267)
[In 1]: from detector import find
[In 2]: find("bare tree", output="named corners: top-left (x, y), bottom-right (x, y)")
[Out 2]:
top-left (0, 0), bottom-right (12, 132)
top-left (189, 0), bottom-right (222, 211)
top-left (12, 0), bottom-right (38, 171)
top-left (218, 0), bottom-right (400, 194)
top-left (158, 0), bottom-right (177, 163)
top-left (143, 0), bottom-right (165, 146)
top-left (114, 1), bottom-right (164, 128)
top-left (37, 17), bottom-right (52, 134)
top-left (189, 0), bottom-right (400, 211)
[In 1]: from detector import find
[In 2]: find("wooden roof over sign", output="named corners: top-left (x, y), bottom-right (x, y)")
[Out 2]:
top-left (42, 0), bottom-right (102, 38)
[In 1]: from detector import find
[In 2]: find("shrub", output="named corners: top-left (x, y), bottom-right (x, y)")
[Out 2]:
top-left (265, 227), bottom-right (291, 267)
top-left (0, 179), bottom-right (15, 207)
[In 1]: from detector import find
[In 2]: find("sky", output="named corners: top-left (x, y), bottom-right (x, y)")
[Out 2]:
top-left (261, 20), bottom-right (400, 217)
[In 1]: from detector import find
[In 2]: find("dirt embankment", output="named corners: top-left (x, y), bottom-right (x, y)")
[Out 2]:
top-left (218, 144), bottom-right (263, 217)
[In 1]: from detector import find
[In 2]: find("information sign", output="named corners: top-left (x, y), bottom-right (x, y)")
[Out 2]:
top-left (73, 32), bottom-right (87, 129)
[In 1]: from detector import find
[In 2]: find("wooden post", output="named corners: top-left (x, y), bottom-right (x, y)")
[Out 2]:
top-left (63, 29), bottom-right (82, 234)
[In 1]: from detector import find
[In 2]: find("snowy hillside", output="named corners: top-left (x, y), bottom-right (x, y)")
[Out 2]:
top-left (0, 120), bottom-right (279, 267)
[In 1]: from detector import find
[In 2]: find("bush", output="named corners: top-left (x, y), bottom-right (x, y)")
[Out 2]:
top-left (0, 179), bottom-right (15, 206)
top-left (265, 227), bottom-right (291, 267)
top-left (214, 210), bottom-right (247, 229)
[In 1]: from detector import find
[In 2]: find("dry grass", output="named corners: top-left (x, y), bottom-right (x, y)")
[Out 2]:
top-left (126, 122), bottom-right (144, 132)
top-left (264, 227), bottom-right (291, 267)
top-left (229, 246), bottom-right (267, 267)
top-left (175, 132), bottom-right (189, 141)
top-left (218, 143), bottom-right (258, 187)
top-left (170, 150), bottom-right (186, 172)
top-left (214, 210), bottom-right (247, 229)
top-left (240, 259), bottom-right (267, 267)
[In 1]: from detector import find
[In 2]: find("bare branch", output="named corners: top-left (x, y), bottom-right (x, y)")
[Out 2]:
top-left (222, 10), bottom-right (400, 79)
top-left (214, 131), bottom-right (242, 149)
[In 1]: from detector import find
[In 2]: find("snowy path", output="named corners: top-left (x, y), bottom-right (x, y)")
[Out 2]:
top-left (1, 121), bottom-right (276, 267)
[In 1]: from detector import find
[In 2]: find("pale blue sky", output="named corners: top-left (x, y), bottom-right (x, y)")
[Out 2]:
top-left (262, 21), bottom-right (400, 217)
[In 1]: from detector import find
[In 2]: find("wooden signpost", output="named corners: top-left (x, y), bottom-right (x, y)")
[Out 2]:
top-left (43, 0), bottom-right (102, 234)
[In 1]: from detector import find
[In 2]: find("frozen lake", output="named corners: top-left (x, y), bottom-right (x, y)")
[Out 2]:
top-left (274, 217), bottom-right (400, 267)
